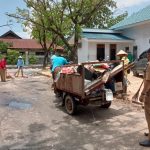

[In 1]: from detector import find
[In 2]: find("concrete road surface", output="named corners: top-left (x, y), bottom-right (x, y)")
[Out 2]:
top-left (0, 69), bottom-right (148, 150)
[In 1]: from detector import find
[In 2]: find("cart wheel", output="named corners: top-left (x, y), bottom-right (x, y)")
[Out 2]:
top-left (64, 95), bottom-right (77, 115)
top-left (100, 102), bottom-right (111, 108)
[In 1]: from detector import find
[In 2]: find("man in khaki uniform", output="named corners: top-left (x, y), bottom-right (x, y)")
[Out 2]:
top-left (139, 48), bottom-right (150, 147)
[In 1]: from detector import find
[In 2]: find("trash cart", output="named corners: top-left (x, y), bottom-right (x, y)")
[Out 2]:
top-left (54, 60), bottom-right (125, 115)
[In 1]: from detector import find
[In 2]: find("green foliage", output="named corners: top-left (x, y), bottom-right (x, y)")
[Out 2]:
top-left (6, 49), bottom-right (20, 65)
top-left (8, 0), bottom-right (127, 62)
top-left (0, 41), bottom-right (9, 53)
top-left (107, 11), bottom-right (128, 28)
top-left (29, 55), bottom-right (37, 64)
top-left (0, 54), bottom-right (5, 60)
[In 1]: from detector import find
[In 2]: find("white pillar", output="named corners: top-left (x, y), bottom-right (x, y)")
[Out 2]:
top-left (105, 44), bottom-right (110, 60)
top-left (25, 51), bottom-right (29, 65)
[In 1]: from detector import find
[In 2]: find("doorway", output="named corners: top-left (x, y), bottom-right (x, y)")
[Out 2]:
top-left (133, 46), bottom-right (138, 61)
top-left (97, 44), bottom-right (105, 61)
top-left (110, 44), bottom-right (116, 60)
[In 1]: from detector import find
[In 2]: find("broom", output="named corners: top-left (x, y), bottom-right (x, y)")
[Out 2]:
top-left (132, 80), bottom-right (144, 104)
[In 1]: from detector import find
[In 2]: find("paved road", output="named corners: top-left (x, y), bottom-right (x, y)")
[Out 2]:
top-left (0, 70), bottom-right (148, 150)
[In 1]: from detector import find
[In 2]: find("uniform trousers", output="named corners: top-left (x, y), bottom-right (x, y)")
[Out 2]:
top-left (145, 92), bottom-right (150, 140)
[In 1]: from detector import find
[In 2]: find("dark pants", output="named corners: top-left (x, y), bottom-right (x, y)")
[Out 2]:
top-left (105, 78), bottom-right (115, 92)
top-left (144, 92), bottom-right (150, 140)
top-left (15, 66), bottom-right (23, 77)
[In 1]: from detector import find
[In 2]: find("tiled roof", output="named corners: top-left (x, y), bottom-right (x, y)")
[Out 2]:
top-left (0, 39), bottom-right (42, 49)
top-left (0, 30), bottom-right (22, 39)
top-left (82, 28), bottom-right (120, 33)
top-left (82, 32), bottom-right (133, 41)
top-left (110, 5), bottom-right (150, 30)
top-left (0, 38), bottom-right (64, 50)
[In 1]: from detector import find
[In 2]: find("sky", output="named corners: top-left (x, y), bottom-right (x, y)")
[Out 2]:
top-left (0, 0), bottom-right (150, 39)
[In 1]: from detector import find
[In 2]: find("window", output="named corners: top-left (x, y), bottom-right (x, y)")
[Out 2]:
top-left (35, 52), bottom-right (45, 55)
top-left (110, 44), bottom-right (116, 60)
top-left (97, 44), bottom-right (105, 61)
top-left (20, 52), bottom-right (25, 55)
top-left (125, 47), bottom-right (129, 53)
top-left (133, 46), bottom-right (137, 60)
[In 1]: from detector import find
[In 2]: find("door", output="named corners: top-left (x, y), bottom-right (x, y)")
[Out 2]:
top-left (110, 44), bottom-right (116, 60)
top-left (133, 46), bottom-right (138, 61)
top-left (97, 44), bottom-right (105, 61)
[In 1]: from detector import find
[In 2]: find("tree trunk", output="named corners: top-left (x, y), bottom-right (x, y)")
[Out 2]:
top-left (71, 24), bottom-right (79, 63)
top-left (43, 50), bottom-right (49, 69)
top-left (70, 44), bottom-right (78, 63)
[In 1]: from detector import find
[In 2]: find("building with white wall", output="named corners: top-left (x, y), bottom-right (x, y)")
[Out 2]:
top-left (69, 5), bottom-right (150, 63)
top-left (111, 5), bottom-right (150, 59)
top-left (69, 29), bottom-right (134, 63)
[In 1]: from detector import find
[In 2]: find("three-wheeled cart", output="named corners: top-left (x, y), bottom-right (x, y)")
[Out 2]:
top-left (54, 60), bottom-right (125, 115)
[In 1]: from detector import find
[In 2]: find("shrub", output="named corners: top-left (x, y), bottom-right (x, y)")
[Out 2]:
top-left (6, 49), bottom-right (20, 65)
top-left (29, 55), bottom-right (37, 64)
top-left (0, 41), bottom-right (9, 53)
top-left (0, 54), bottom-right (5, 60)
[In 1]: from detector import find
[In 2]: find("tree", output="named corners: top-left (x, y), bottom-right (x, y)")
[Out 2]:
top-left (0, 41), bottom-right (9, 53)
top-left (61, 0), bottom-right (116, 61)
top-left (15, 2), bottom-right (61, 68)
top-left (107, 11), bottom-right (128, 28)
top-left (29, 19), bottom-right (58, 68)
top-left (8, 0), bottom-right (117, 63)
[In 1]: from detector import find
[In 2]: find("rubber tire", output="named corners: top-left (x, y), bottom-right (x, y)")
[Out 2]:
top-left (100, 102), bottom-right (111, 108)
top-left (64, 95), bottom-right (77, 115)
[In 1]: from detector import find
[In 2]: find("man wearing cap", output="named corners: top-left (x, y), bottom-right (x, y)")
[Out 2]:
top-left (117, 50), bottom-right (129, 66)
top-left (139, 48), bottom-right (150, 147)
top-left (15, 56), bottom-right (24, 77)
top-left (116, 50), bottom-right (130, 93)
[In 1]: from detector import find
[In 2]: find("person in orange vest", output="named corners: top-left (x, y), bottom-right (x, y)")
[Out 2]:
top-left (0, 56), bottom-right (7, 82)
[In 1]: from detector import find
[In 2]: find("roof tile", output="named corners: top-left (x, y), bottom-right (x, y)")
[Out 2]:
top-left (110, 5), bottom-right (150, 30)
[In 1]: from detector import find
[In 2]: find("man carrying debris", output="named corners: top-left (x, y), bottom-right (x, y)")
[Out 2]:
top-left (139, 48), bottom-right (150, 147)
top-left (51, 52), bottom-right (69, 85)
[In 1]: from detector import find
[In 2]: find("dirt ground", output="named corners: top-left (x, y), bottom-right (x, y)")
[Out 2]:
top-left (0, 69), bottom-right (148, 150)
top-left (126, 72), bottom-right (143, 101)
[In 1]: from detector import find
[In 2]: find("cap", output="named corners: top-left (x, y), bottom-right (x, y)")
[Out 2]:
top-left (18, 56), bottom-right (22, 59)
top-left (116, 50), bottom-right (128, 56)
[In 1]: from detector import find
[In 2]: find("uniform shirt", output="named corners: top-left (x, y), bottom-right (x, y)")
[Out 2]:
top-left (0, 58), bottom-right (6, 69)
top-left (121, 56), bottom-right (129, 66)
top-left (121, 56), bottom-right (129, 77)
top-left (145, 62), bottom-right (150, 81)
top-left (17, 59), bottom-right (24, 67)
top-left (51, 56), bottom-right (69, 72)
